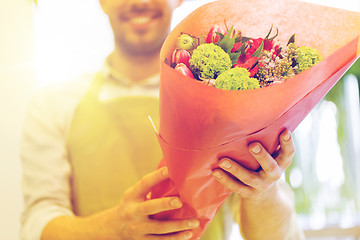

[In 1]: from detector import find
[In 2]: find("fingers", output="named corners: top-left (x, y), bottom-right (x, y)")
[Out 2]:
top-left (212, 130), bottom-right (295, 199)
top-left (116, 167), bottom-right (200, 239)
top-left (135, 196), bottom-right (183, 215)
top-left (248, 142), bottom-right (282, 179)
top-left (249, 129), bottom-right (294, 175)
top-left (216, 159), bottom-right (261, 187)
top-left (129, 167), bottom-right (169, 199)
top-left (129, 201), bottom-right (199, 238)
top-left (276, 129), bottom-right (295, 169)
top-left (144, 218), bottom-right (200, 235)
top-left (147, 230), bottom-right (194, 240)
top-left (212, 167), bottom-right (257, 198)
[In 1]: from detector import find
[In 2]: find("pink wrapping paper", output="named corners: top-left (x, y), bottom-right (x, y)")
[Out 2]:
top-left (149, 0), bottom-right (360, 239)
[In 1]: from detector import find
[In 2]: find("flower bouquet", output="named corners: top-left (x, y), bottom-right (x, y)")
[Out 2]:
top-left (148, 0), bottom-right (360, 238)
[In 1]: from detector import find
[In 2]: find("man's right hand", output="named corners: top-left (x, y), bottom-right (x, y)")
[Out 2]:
top-left (104, 167), bottom-right (200, 239)
top-left (41, 167), bottom-right (199, 240)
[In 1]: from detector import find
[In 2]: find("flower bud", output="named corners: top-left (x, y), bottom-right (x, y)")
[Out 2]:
top-left (174, 63), bottom-right (194, 78)
top-left (176, 34), bottom-right (195, 51)
top-left (206, 25), bottom-right (227, 43)
top-left (172, 49), bottom-right (191, 67)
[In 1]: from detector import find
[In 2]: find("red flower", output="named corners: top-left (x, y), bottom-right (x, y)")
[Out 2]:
top-left (206, 25), bottom-right (227, 43)
top-left (237, 37), bottom-right (280, 73)
top-left (234, 57), bottom-right (259, 77)
top-left (231, 41), bottom-right (243, 53)
top-left (172, 49), bottom-right (191, 67)
top-left (175, 63), bottom-right (194, 78)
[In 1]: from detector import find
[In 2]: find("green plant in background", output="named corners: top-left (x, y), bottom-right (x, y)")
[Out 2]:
top-left (324, 58), bottom-right (360, 210)
top-left (285, 110), bottom-right (323, 215)
top-left (286, 57), bottom-right (360, 221)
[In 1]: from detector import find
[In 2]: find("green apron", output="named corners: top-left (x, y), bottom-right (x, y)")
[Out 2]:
top-left (66, 74), bottom-right (225, 239)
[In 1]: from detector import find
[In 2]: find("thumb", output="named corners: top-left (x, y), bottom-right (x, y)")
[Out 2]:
top-left (129, 167), bottom-right (169, 199)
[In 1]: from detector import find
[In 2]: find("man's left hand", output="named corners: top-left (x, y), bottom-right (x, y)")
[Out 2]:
top-left (212, 129), bottom-right (295, 199)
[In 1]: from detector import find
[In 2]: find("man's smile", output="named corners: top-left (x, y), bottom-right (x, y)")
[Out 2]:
top-left (120, 8), bottom-right (163, 31)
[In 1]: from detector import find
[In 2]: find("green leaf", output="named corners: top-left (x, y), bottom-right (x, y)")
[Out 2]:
top-left (264, 24), bottom-right (279, 41)
top-left (252, 40), bottom-right (264, 57)
top-left (216, 25), bottom-right (236, 54)
top-left (220, 38), bottom-right (235, 53)
top-left (268, 27), bottom-right (279, 41)
top-left (215, 32), bottom-right (225, 42)
top-left (264, 24), bottom-right (274, 39)
top-left (287, 33), bottom-right (296, 45)
top-left (238, 42), bottom-right (247, 53)
top-left (194, 36), bottom-right (206, 48)
top-left (229, 51), bottom-right (242, 65)
top-left (199, 36), bottom-right (206, 45)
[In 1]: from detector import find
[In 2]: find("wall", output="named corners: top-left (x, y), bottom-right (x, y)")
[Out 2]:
top-left (0, 0), bottom-right (36, 239)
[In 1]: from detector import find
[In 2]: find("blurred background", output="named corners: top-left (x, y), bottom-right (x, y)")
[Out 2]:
top-left (0, 0), bottom-right (359, 239)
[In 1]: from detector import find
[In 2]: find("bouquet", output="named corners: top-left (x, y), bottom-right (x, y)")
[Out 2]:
top-left (148, 0), bottom-right (360, 239)
top-left (171, 25), bottom-right (322, 90)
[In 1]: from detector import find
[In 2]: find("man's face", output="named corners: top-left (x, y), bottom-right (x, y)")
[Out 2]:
top-left (101, 0), bottom-right (180, 55)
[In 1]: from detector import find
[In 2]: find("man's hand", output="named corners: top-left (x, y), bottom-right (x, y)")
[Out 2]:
top-left (41, 167), bottom-right (199, 240)
top-left (110, 167), bottom-right (200, 240)
top-left (212, 129), bottom-right (295, 200)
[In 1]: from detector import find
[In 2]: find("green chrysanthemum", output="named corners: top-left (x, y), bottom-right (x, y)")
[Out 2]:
top-left (296, 46), bottom-right (322, 73)
top-left (215, 67), bottom-right (260, 90)
top-left (189, 43), bottom-right (232, 79)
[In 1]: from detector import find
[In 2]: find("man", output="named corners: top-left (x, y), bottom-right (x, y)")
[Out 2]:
top-left (20, 0), bottom-right (304, 239)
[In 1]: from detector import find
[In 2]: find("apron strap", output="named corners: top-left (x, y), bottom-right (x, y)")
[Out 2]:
top-left (83, 73), bottom-right (105, 103)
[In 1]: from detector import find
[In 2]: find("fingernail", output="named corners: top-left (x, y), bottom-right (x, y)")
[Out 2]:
top-left (171, 198), bottom-right (182, 208)
top-left (184, 231), bottom-right (193, 239)
top-left (283, 131), bottom-right (291, 141)
top-left (188, 219), bottom-right (200, 228)
top-left (220, 160), bottom-right (231, 169)
top-left (251, 144), bottom-right (261, 154)
top-left (212, 171), bottom-right (222, 179)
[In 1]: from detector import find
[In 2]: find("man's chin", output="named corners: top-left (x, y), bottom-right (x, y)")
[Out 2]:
top-left (117, 39), bottom-right (164, 56)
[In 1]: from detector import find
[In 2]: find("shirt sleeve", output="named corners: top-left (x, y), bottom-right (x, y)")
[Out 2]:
top-left (20, 86), bottom-right (76, 240)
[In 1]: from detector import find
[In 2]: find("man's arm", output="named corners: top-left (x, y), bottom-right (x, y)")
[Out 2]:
top-left (212, 130), bottom-right (304, 239)
top-left (239, 180), bottom-right (301, 239)
top-left (41, 167), bottom-right (200, 240)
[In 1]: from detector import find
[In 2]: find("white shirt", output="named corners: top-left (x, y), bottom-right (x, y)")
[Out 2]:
top-left (20, 61), bottom-right (160, 240)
